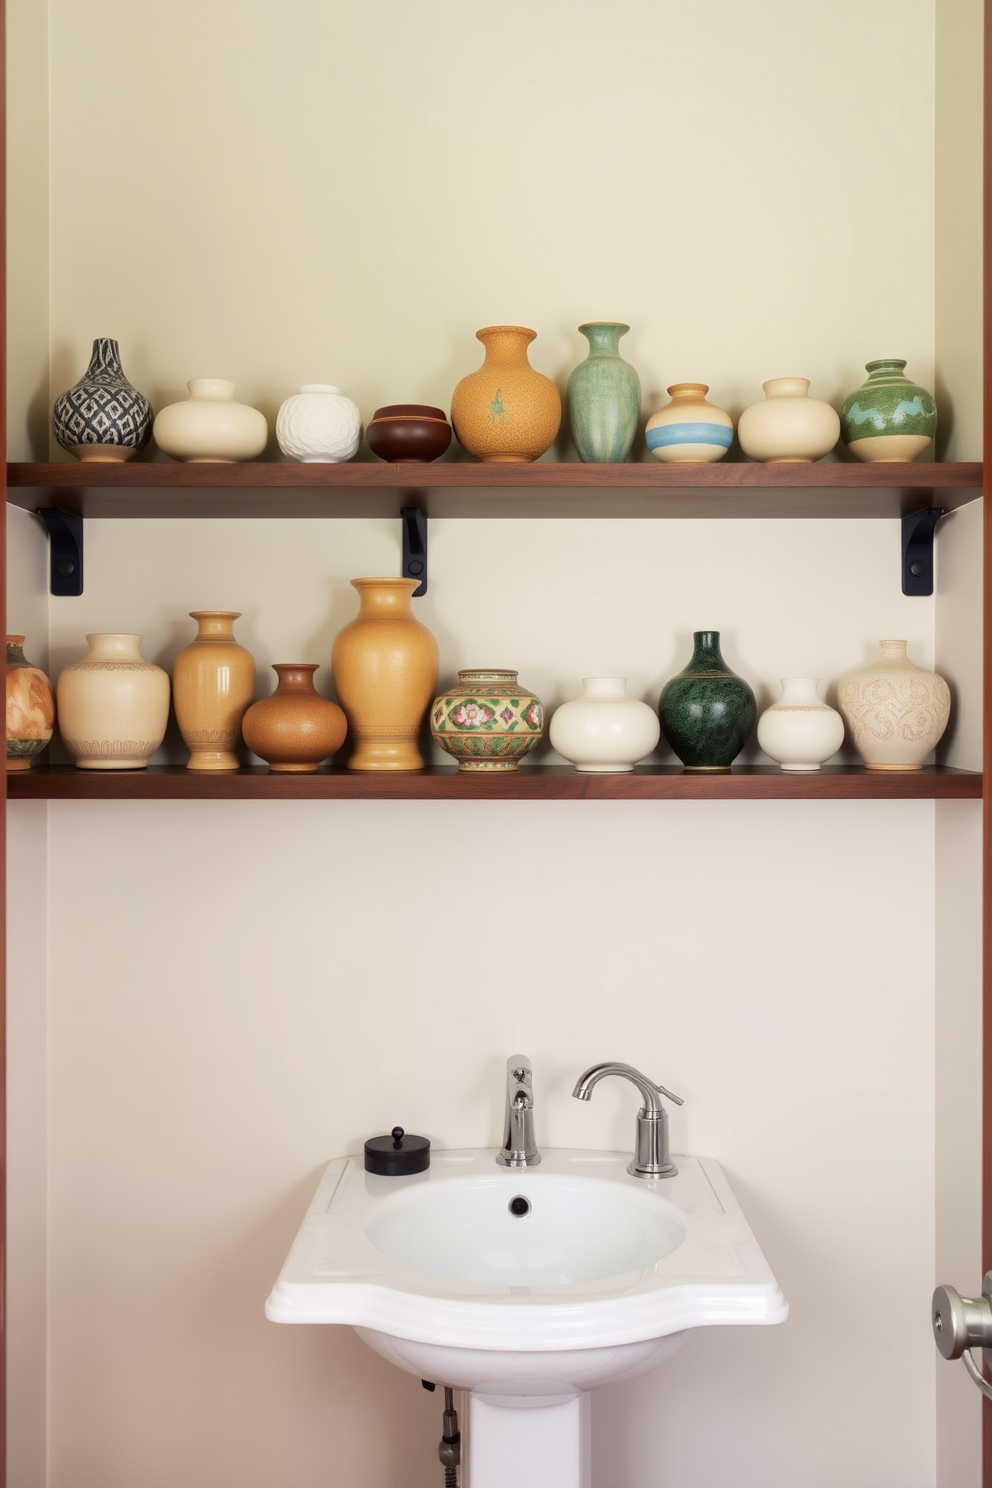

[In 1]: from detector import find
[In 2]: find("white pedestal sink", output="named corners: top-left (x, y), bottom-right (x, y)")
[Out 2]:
top-left (266, 1149), bottom-right (788, 1487)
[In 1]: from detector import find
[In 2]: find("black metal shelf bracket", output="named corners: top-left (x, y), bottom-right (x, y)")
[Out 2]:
top-left (37, 507), bottom-right (84, 596)
top-left (401, 506), bottom-right (428, 596)
top-left (902, 507), bottom-right (944, 596)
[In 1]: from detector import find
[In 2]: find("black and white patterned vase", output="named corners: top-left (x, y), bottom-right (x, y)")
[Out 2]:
top-left (52, 338), bottom-right (154, 462)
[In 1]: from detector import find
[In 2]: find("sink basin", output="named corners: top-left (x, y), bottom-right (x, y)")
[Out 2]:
top-left (266, 1147), bottom-right (787, 1392)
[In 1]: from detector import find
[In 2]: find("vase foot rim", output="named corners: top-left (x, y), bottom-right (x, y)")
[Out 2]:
top-left (862, 763), bottom-right (925, 771)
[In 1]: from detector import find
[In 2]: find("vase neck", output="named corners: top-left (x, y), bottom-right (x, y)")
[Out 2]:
top-left (188, 378), bottom-right (236, 400)
top-left (667, 382), bottom-right (710, 403)
top-left (864, 359), bottom-right (910, 383)
top-left (190, 610), bottom-right (241, 641)
top-left (86, 338), bottom-right (123, 379)
top-left (581, 677), bottom-right (628, 698)
top-left (351, 577), bottom-right (418, 617)
top-left (877, 639), bottom-right (909, 660)
top-left (687, 631), bottom-right (727, 671)
top-left (6, 635), bottom-right (27, 665)
top-left (457, 668), bottom-right (519, 684)
top-left (84, 633), bottom-right (146, 662)
top-left (476, 325), bottom-right (536, 367)
top-left (578, 322), bottom-right (628, 357)
top-left (777, 677), bottom-right (822, 705)
top-left (762, 377), bottom-right (810, 399)
top-left (272, 663), bottom-right (319, 693)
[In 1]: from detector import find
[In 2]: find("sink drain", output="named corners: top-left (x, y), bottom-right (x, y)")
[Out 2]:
top-left (508, 1195), bottom-right (531, 1218)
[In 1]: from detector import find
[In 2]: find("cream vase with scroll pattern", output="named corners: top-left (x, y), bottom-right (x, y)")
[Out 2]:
top-left (836, 640), bottom-right (950, 770)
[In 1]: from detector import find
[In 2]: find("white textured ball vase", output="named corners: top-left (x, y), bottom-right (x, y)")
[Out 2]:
top-left (549, 677), bottom-right (660, 773)
top-left (738, 377), bottom-right (840, 463)
top-left (153, 379), bottom-right (268, 462)
top-left (837, 640), bottom-right (950, 771)
top-left (276, 384), bottom-right (362, 463)
top-left (756, 678), bottom-right (845, 772)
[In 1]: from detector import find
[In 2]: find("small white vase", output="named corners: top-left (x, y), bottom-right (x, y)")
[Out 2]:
top-left (549, 677), bottom-right (660, 773)
top-left (275, 383), bottom-right (362, 463)
top-left (56, 634), bottom-right (171, 770)
top-left (153, 378), bottom-right (268, 462)
top-left (756, 678), bottom-right (845, 772)
top-left (837, 640), bottom-right (951, 771)
top-left (737, 377), bottom-right (840, 463)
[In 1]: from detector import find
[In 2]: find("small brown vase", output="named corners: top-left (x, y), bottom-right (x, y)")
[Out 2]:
top-left (173, 610), bottom-right (256, 770)
top-left (241, 664), bottom-right (347, 772)
top-left (330, 577), bottom-right (439, 771)
top-left (6, 635), bottom-right (55, 770)
top-left (450, 326), bottom-right (561, 462)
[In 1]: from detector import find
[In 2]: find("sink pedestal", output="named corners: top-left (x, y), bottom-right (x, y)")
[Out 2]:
top-left (469, 1391), bottom-right (590, 1488)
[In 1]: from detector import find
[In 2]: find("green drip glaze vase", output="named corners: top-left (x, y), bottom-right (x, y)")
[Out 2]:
top-left (658, 631), bottom-right (756, 771)
top-left (840, 359), bottom-right (937, 462)
top-left (567, 322), bottom-right (641, 463)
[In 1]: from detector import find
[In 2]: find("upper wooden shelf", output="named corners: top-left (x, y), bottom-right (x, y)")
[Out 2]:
top-left (5, 460), bottom-right (983, 520)
top-left (6, 764), bottom-right (982, 802)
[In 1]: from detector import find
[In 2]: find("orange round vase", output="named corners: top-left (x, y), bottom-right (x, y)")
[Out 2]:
top-left (6, 635), bottom-right (55, 770)
top-left (450, 325), bottom-right (561, 463)
top-left (331, 578), bottom-right (439, 771)
top-left (241, 664), bottom-right (346, 772)
top-left (173, 610), bottom-right (255, 770)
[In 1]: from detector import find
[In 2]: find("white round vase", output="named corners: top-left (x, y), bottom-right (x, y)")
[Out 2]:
top-left (549, 677), bottom-right (660, 772)
top-left (756, 677), bottom-right (845, 772)
top-left (737, 377), bottom-right (840, 462)
top-left (837, 640), bottom-right (950, 771)
top-left (275, 383), bottom-right (362, 462)
top-left (153, 378), bottom-right (268, 462)
top-left (56, 634), bottom-right (171, 770)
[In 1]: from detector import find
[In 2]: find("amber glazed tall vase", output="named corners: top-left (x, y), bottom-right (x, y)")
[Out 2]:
top-left (450, 325), bottom-right (561, 462)
top-left (173, 610), bottom-right (256, 770)
top-left (331, 578), bottom-right (439, 770)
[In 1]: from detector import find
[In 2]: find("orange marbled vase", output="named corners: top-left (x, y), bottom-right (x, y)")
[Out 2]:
top-left (241, 664), bottom-right (346, 772)
top-left (6, 635), bottom-right (55, 770)
top-left (331, 578), bottom-right (439, 770)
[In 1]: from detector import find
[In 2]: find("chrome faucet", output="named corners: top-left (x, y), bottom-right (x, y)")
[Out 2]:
top-left (572, 1062), bottom-right (683, 1178)
top-left (497, 1054), bottom-right (541, 1167)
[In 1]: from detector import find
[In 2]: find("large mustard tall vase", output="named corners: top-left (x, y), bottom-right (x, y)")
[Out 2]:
top-left (173, 610), bottom-right (255, 770)
top-left (331, 578), bottom-right (439, 770)
top-left (451, 325), bottom-right (561, 462)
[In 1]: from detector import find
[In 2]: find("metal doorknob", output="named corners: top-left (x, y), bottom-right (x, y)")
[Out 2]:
top-left (933, 1274), bottom-right (992, 1400)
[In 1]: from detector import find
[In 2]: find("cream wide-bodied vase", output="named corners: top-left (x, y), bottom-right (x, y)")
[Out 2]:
top-left (56, 634), bottom-right (170, 770)
top-left (153, 378), bottom-right (268, 462)
top-left (756, 678), bottom-right (845, 772)
top-left (275, 384), bottom-right (362, 462)
top-left (549, 677), bottom-right (660, 772)
top-left (331, 578), bottom-right (439, 771)
top-left (737, 377), bottom-right (840, 462)
top-left (837, 640), bottom-right (950, 770)
top-left (450, 325), bottom-right (561, 462)
top-left (173, 611), bottom-right (255, 771)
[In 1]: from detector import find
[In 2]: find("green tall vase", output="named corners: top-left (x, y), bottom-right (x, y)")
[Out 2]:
top-left (658, 631), bottom-right (756, 771)
top-left (567, 322), bottom-right (641, 463)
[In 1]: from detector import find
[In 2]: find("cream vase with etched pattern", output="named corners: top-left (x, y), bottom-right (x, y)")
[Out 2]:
top-left (56, 634), bottom-right (171, 770)
top-left (836, 640), bottom-right (950, 771)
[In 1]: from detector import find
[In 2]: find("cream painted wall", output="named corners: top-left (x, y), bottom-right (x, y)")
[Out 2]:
top-left (5, 1), bottom-right (985, 1486)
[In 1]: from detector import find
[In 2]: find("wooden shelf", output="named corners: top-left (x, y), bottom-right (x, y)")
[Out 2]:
top-left (7, 764), bottom-right (982, 801)
top-left (5, 459), bottom-right (983, 519)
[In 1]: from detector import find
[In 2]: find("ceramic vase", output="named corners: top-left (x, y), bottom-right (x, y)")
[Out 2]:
top-left (6, 635), bottom-right (55, 770)
top-left (567, 322), bottom-right (640, 463)
top-left (840, 359), bottom-right (937, 462)
top-left (331, 578), bottom-right (439, 771)
top-left (450, 326), bottom-right (561, 463)
top-left (756, 678), bottom-right (845, 772)
top-left (837, 640), bottom-right (950, 770)
top-left (645, 383), bottom-right (733, 464)
top-left (242, 665), bottom-right (347, 772)
top-left (658, 632), bottom-right (756, 770)
top-left (366, 405), bottom-right (453, 463)
top-left (549, 677), bottom-right (659, 772)
top-left (275, 384), bottom-right (362, 463)
top-left (153, 379), bottom-right (268, 462)
top-left (52, 338), bottom-right (153, 462)
top-left (737, 377), bottom-right (840, 462)
top-left (173, 610), bottom-right (256, 771)
top-left (431, 669), bottom-right (544, 771)
top-left (56, 634), bottom-right (170, 770)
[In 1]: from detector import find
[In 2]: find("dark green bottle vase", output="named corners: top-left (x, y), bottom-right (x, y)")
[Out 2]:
top-left (658, 631), bottom-right (756, 770)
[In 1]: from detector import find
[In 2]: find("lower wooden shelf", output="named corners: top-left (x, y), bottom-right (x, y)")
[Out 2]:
top-left (5, 764), bottom-right (982, 801)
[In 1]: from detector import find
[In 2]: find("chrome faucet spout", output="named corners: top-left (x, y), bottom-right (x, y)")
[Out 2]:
top-left (572, 1061), bottom-right (683, 1179)
top-left (497, 1054), bottom-right (541, 1167)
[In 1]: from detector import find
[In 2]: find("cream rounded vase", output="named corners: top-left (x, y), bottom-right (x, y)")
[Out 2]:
top-left (837, 640), bottom-right (950, 770)
top-left (56, 634), bottom-right (171, 769)
top-left (549, 678), bottom-right (660, 772)
top-left (738, 377), bottom-right (840, 462)
top-left (756, 678), bottom-right (845, 772)
top-left (153, 379), bottom-right (268, 462)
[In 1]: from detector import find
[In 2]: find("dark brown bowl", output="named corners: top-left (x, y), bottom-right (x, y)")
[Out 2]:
top-left (367, 405), bottom-right (453, 463)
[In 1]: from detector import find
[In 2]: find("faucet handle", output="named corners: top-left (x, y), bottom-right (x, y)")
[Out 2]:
top-left (653, 1079), bottom-right (684, 1108)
